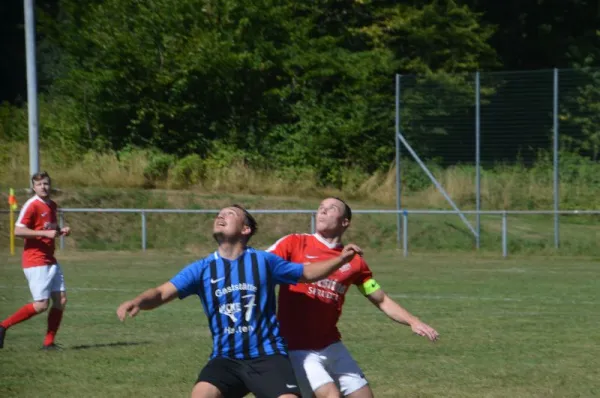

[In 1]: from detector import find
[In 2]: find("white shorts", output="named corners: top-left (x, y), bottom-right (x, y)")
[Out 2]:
top-left (288, 342), bottom-right (368, 397)
top-left (23, 264), bottom-right (66, 301)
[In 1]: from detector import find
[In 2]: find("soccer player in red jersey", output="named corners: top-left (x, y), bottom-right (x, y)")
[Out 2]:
top-left (0, 172), bottom-right (71, 350)
top-left (268, 197), bottom-right (439, 398)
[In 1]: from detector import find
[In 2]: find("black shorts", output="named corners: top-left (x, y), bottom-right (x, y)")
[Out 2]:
top-left (196, 354), bottom-right (301, 398)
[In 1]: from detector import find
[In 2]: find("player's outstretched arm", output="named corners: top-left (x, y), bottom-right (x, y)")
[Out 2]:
top-left (300, 244), bottom-right (363, 283)
top-left (367, 289), bottom-right (439, 342)
top-left (117, 282), bottom-right (178, 321)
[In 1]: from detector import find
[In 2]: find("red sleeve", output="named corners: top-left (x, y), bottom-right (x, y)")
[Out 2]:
top-left (15, 200), bottom-right (37, 228)
top-left (353, 258), bottom-right (374, 286)
top-left (266, 234), bottom-right (298, 261)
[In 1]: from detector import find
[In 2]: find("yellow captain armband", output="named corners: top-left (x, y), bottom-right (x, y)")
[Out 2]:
top-left (357, 279), bottom-right (381, 296)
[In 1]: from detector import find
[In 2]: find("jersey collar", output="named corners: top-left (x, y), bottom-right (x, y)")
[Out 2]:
top-left (213, 247), bottom-right (250, 261)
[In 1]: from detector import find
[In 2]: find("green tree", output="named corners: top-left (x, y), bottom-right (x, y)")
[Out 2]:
top-left (33, 0), bottom-right (499, 186)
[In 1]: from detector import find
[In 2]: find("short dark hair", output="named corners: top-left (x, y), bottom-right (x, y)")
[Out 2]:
top-left (332, 197), bottom-right (352, 221)
top-left (31, 171), bottom-right (51, 185)
top-left (231, 204), bottom-right (258, 238)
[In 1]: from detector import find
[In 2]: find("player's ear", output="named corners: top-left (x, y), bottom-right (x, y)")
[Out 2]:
top-left (241, 224), bottom-right (252, 237)
top-left (342, 218), bottom-right (350, 228)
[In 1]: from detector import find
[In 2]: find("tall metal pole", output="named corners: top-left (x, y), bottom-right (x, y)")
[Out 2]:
top-left (395, 74), bottom-right (402, 249)
top-left (475, 72), bottom-right (481, 249)
top-left (25, 0), bottom-right (40, 177)
top-left (553, 68), bottom-right (560, 248)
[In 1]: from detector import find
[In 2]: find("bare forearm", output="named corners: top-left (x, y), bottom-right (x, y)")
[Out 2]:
top-left (15, 226), bottom-right (50, 238)
top-left (131, 288), bottom-right (170, 310)
top-left (301, 256), bottom-right (346, 282)
top-left (380, 299), bottom-right (419, 326)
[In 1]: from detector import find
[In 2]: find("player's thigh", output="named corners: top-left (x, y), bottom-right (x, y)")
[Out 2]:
top-left (325, 343), bottom-right (369, 396)
top-left (345, 385), bottom-right (373, 398)
top-left (191, 382), bottom-right (225, 398)
top-left (49, 264), bottom-right (66, 294)
top-left (242, 354), bottom-right (301, 398)
top-left (196, 357), bottom-right (249, 398)
top-left (23, 265), bottom-right (56, 301)
top-left (313, 382), bottom-right (342, 398)
top-left (288, 349), bottom-right (335, 398)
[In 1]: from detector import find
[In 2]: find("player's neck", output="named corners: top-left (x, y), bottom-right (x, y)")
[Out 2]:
top-left (35, 194), bottom-right (51, 201)
top-left (217, 241), bottom-right (247, 260)
top-left (315, 231), bottom-right (343, 246)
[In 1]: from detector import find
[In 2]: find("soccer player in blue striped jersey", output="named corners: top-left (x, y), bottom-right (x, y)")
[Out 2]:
top-left (117, 204), bottom-right (363, 398)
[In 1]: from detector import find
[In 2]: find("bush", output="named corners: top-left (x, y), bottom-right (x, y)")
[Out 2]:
top-left (0, 102), bottom-right (27, 142)
top-left (144, 152), bottom-right (177, 183)
top-left (170, 154), bottom-right (206, 188)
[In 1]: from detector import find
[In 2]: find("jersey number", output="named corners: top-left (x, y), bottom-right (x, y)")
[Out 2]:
top-left (220, 294), bottom-right (256, 323)
top-left (241, 294), bottom-right (256, 322)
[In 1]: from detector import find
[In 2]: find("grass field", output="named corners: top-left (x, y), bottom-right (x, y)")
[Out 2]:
top-left (1, 250), bottom-right (599, 397)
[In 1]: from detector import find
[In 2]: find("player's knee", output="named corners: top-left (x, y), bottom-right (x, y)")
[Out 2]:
top-left (315, 383), bottom-right (341, 398)
top-left (33, 300), bottom-right (50, 313)
top-left (50, 293), bottom-right (67, 309)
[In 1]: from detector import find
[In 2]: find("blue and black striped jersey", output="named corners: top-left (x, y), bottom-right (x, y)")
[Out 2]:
top-left (170, 247), bottom-right (304, 359)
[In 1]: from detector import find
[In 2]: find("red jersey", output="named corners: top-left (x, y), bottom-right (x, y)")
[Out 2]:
top-left (268, 233), bottom-right (374, 350)
top-left (15, 196), bottom-right (59, 268)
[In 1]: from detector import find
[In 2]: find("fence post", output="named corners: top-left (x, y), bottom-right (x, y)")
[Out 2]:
top-left (553, 68), bottom-right (560, 248)
top-left (502, 211), bottom-right (508, 258)
top-left (310, 213), bottom-right (316, 234)
top-left (475, 71), bottom-right (481, 249)
top-left (141, 211), bottom-right (147, 251)
top-left (402, 210), bottom-right (408, 257)
top-left (59, 211), bottom-right (65, 250)
top-left (395, 74), bottom-right (402, 248)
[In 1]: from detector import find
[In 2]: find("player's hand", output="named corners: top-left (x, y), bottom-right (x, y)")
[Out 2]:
top-left (340, 243), bottom-right (363, 262)
top-left (411, 321), bottom-right (439, 342)
top-left (44, 230), bottom-right (59, 239)
top-left (117, 300), bottom-right (141, 322)
top-left (60, 227), bottom-right (71, 236)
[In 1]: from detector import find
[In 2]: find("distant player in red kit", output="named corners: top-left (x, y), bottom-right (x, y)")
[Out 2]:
top-left (0, 171), bottom-right (71, 350)
top-left (268, 197), bottom-right (439, 398)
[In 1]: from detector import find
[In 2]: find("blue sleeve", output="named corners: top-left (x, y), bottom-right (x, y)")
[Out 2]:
top-left (263, 252), bottom-right (304, 285)
top-left (170, 261), bottom-right (203, 299)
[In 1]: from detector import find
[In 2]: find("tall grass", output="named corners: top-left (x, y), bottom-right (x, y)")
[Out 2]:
top-left (0, 142), bottom-right (151, 189)
top-left (1, 141), bottom-right (599, 209)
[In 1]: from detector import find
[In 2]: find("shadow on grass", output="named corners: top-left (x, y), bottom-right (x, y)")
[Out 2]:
top-left (70, 341), bottom-right (151, 350)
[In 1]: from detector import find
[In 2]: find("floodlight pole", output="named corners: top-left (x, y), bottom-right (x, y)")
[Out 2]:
top-left (25, 0), bottom-right (40, 177)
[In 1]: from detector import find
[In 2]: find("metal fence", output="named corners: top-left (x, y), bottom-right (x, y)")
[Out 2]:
top-left (3, 69), bottom-right (599, 258)
top-left (3, 208), bottom-right (599, 258)
top-left (394, 68), bottom-right (600, 251)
